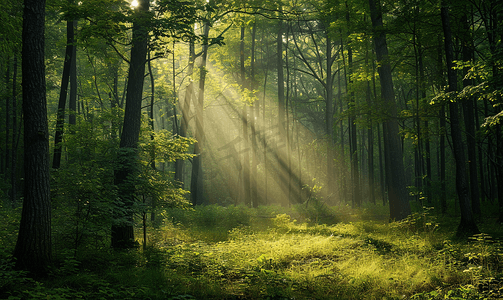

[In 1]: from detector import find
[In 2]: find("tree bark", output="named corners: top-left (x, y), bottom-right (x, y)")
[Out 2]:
top-left (240, 26), bottom-right (251, 207)
top-left (345, 7), bottom-right (360, 207)
top-left (461, 12), bottom-right (481, 216)
top-left (112, 0), bottom-right (150, 249)
top-left (441, 2), bottom-right (479, 236)
top-left (250, 22), bottom-right (259, 208)
top-left (52, 15), bottom-right (76, 169)
top-left (175, 40), bottom-right (195, 187)
top-left (14, 0), bottom-right (52, 277)
top-left (69, 20), bottom-right (77, 126)
top-left (368, 0), bottom-right (410, 220)
top-left (10, 55), bottom-right (19, 205)
top-left (190, 21), bottom-right (209, 206)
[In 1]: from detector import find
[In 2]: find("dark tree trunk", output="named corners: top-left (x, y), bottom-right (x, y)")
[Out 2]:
top-left (5, 60), bottom-right (10, 175)
top-left (346, 1), bottom-right (360, 208)
top-left (240, 26), bottom-right (251, 207)
top-left (69, 20), bottom-right (77, 126)
top-left (461, 11), bottom-right (481, 216)
top-left (250, 22), bottom-right (259, 208)
top-left (112, 0), bottom-right (150, 249)
top-left (326, 26), bottom-right (335, 198)
top-left (14, 0), bottom-right (52, 277)
top-left (52, 15), bottom-right (76, 169)
top-left (441, 2), bottom-right (479, 236)
top-left (276, 20), bottom-right (288, 204)
top-left (367, 82), bottom-right (375, 204)
top-left (190, 21), bottom-right (209, 206)
top-left (175, 40), bottom-right (195, 187)
top-left (368, 0), bottom-right (410, 220)
top-left (10, 55), bottom-right (19, 205)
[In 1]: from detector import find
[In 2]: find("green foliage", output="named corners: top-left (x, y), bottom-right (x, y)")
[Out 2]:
top-left (3, 204), bottom-right (503, 299)
top-left (392, 207), bottom-right (439, 235)
top-left (293, 198), bottom-right (338, 225)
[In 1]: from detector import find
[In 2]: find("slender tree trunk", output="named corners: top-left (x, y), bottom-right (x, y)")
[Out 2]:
top-left (15, 0), bottom-right (52, 276)
top-left (368, 0), bottom-right (410, 220)
top-left (276, 20), bottom-right (288, 204)
top-left (367, 82), bottom-right (375, 204)
top-left (251, 22), bottom-right (259, 208)
top-left (326, 27), bottom-right (335, 199)
top-left (461, 12), bottom-right (481, 216)
top-left (175, 40), bottom-right (195, 187)
top-left (5, 60), bottom-right (11, 175)
top-left (346, 2), bottom-right (360, 208)
top-left (191, 21), bottom-right (209, 206)
top-left (497, 125), bottom-right (503, 222)
top-left (112, 0), bottom-right (150, 249)
top-left (10, 56), bottom-right (19, 205)
top-left (147, 51), bottom-right (156, 224)
top-left (240, 26), bottom-right (251, 207)
top-left (52, 15), bottom-right (75, 169)
top-left (69, 20), bottom-right (77, 127)
top-left (441, 2), bottom-right (479, 236)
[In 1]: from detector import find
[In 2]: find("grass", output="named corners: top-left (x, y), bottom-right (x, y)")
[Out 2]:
top-left (1, 202), bottom-right (503, 299)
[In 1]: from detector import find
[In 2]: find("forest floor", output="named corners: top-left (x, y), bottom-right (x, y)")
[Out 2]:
top-left (1, 201), bottom-right (503, 299)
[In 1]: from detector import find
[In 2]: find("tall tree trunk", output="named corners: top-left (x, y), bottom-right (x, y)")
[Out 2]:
top-left (240, 26), bottom-right (251, 207)
top-left (69, 20), bottom-right (77, 127)
top-left (190, 21), bottom-right (209, 206)
top-left (367, 82), bottom-right (375, 204)
top-left (14, 0), bottom-right (52, 276)
top-left (52, 15), bottom-right (76, 169)
top-left (346, 1), bottom-right (360, 208)
top-left (10, 55), bottom-right (19, 205)
top-left (276, 20), bottom-right (288, 204)
top-left (4, 60), bottom-right (10, 175)
top-left (461, 12), bottom-right (481, 216)
top-left (441, 2), bottom-right (479, 236)
top-left (251, 22), bottom-right (259, 208)
top-left (112, 0), bottom-right (150, 249)
top-left (326, 26), bottom-right (335, 199)
top-left (175, 40), bottom-right (195, 187)
top-left (368, 0), bottom-right (410, 220)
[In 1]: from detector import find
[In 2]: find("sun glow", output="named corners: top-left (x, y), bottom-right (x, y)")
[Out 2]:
top-left (177, 59), bottom-right (350, 207)
top-left (131, 0), bottom-right (138, 8)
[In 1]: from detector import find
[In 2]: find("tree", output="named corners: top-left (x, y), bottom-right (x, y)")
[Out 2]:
top-left (14, 0), bottom-right (52, 276)
top-left (368, 0), bottom-right (410, 220)
top-left (52, 4), bottom-right (76, 169)
top-left (112, 0), bottom-right (150, 249)
top-left (190, 20), bottom-right (210, 206)
top-left (440, 1), bottom-right (478, 236)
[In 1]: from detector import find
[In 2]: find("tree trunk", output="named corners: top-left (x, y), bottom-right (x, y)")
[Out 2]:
top-left (112, 0), bottom-right (150, 249)
top-left (69, 20), bottom-right (77, 127)
top-left (190, 21), bottom-right (209, 206)
top-left (250, 22), bottom-right (259, 208)
top-left (4, 60), bottom-right (10, 175)
top-left (52, 15), bottom-right (76, 169)
top-left (175, 40), bottom-right (195, 187)
top-left (368, 0), bottom-right (410, 220)
top-left (326, 26), bottom-right (335, 199)
top-left (10, 55), bottom-right (19, 205)
top-left (441, 2), bottom-right (479, 236)
top-left (240, 26), bottom-right (251, 207)
top-left (461, 11), bottom-right (481, 216)
top-left (14, 0), bottom-right (52, 276)
top-left (276, 20), bottom-right (288, 204)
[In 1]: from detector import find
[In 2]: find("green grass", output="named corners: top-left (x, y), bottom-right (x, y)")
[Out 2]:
top-left (1, 202), bottom-right (503, 299)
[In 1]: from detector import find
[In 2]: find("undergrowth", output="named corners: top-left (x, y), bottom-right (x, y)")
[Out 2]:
top-left (1, 202), bottom-right (503, 299)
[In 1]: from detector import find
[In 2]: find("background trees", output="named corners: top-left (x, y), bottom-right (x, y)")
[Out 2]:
top-left (1, 0), bottom-right (502, 270)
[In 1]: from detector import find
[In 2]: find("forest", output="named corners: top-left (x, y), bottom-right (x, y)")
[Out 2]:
top-left (1, 0), bottom-right (502, 298)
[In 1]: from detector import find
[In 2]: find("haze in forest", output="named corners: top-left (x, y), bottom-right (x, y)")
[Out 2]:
top-left (1, 0), bottom-right (502, 299)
